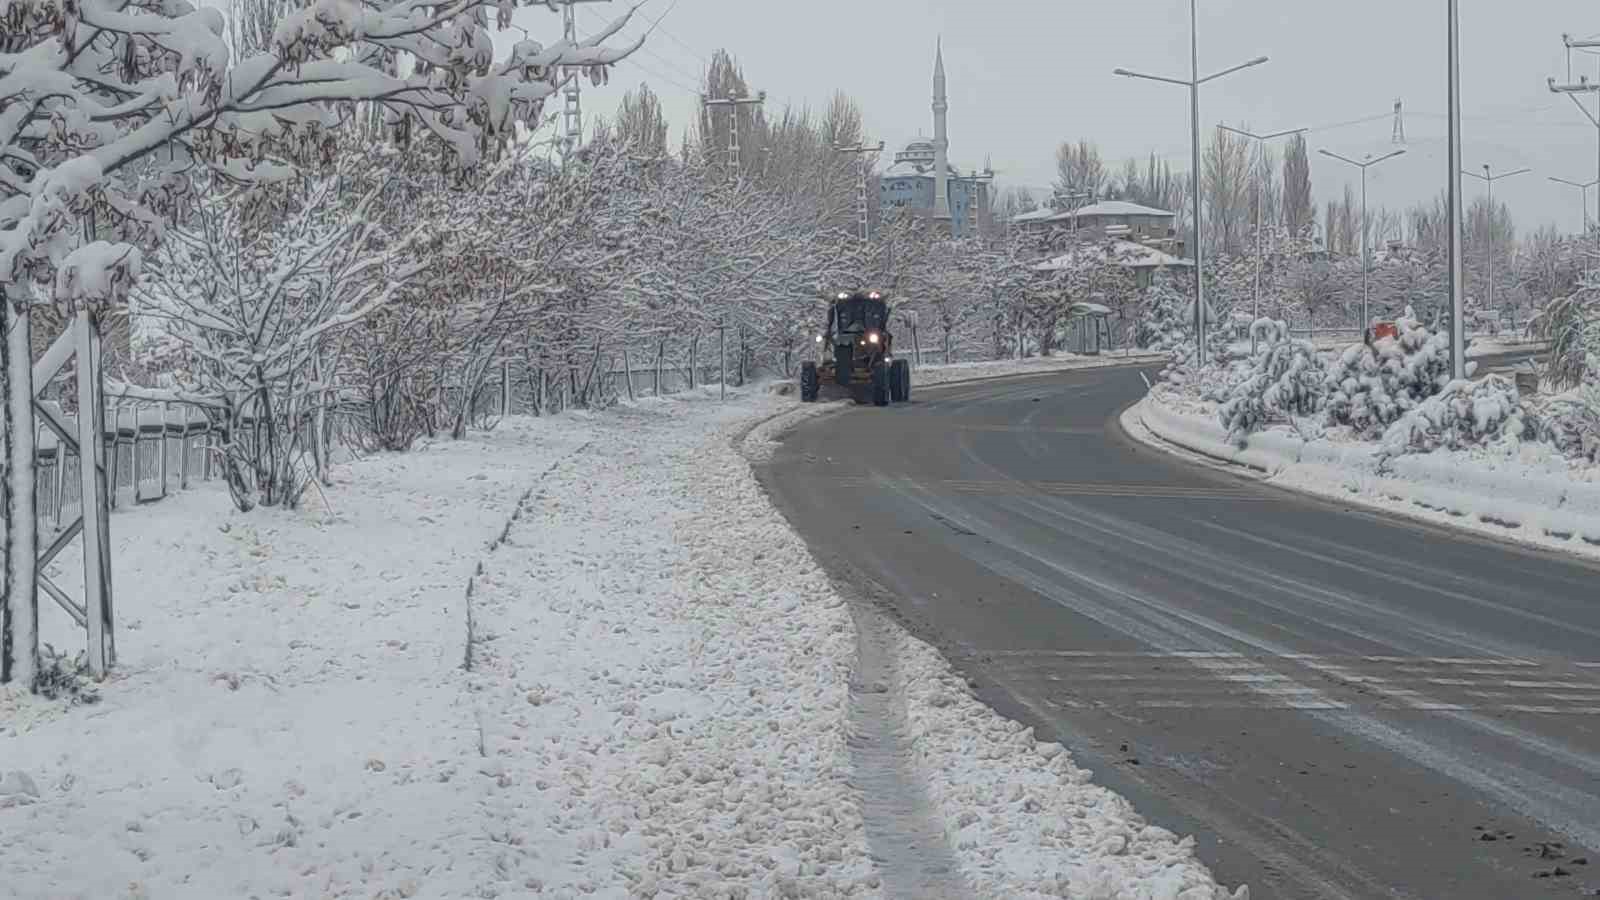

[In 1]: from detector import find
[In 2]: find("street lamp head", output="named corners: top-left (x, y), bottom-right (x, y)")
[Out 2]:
top-left (1112, 68), bottom-right (1133, 77)
top-left (1247, 56), bottom-right (1269, 67)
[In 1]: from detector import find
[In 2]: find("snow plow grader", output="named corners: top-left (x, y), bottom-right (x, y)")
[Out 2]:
top-left (800, 290), bottom-right (911, 406)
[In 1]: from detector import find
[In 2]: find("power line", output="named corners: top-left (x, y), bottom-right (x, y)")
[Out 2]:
top-left (614, 55), bottom-right (702, 98)
top-left (580, 5), bottom-right (705, 88)
top-left (634, 0), bottom-right (709, 68)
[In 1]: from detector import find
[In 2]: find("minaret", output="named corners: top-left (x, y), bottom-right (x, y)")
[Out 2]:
top-left (932, 38), bottom-right (952, 223)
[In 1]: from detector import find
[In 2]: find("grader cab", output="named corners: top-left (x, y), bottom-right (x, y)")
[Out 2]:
top-left (799, 290), bottom-right (911, 406)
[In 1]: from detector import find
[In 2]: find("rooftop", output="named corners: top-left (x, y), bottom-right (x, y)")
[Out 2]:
top-left (1013, 199), bottom-right (1176, 225)
top-left (1032, 239), bottom-right (1192, 272)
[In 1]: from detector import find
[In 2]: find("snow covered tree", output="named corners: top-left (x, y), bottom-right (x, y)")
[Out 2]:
top-left (1323, 306), bottom-right (1456, 439)
top-left (1137, 267), bottom-right (1190, 351)
top-left (1532, 256), bottom-right (1599, 390)
top-left (135, 171), bottom-right (429, 509)
top-left (1217, 319), bottom-right (1327, 445)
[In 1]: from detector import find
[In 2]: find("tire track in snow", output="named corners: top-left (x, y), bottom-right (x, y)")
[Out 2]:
top-left (845, 599), bottom-right (971, 900)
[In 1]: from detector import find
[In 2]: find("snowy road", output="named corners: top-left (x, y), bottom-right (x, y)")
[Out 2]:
top-left (759, 360), bottom-right (1600, 900)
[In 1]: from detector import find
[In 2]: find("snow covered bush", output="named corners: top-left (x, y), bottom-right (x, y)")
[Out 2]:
top-left (1533, 275), bottom-right (1599, 389)
top-left (136, 171), bottom-right (429, 509)
top-left (1217, 319), bottom-right (1328, 445)
top-left (1534, 383), bottom-right (1600, 463)
top-left (1323, 306), bottom-right (1455, 439)
top-left (1377, 374), bottom-right (1533, 461)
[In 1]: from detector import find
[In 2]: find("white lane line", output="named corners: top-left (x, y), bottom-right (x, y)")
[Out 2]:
top-left (1361, 655), bottom-right (1538, 666)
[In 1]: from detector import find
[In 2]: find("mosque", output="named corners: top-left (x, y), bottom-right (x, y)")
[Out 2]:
top-left (876, 41), bottom-right (991, 239)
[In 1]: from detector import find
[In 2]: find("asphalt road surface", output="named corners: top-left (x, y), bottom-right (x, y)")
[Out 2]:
top-left (759, 357), bottom-right (1600, 900)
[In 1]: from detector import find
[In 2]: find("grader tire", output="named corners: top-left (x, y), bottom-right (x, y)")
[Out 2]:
top-left (891, 359), bottom-right (911, 402)
top-left (800, 362), bottom-right (819, 402)
top-left (871, 361), bottom-right (890, 407)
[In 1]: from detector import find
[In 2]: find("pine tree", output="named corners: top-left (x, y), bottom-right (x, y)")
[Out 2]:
top-left (1138, 268), bottom-right (1191, 351)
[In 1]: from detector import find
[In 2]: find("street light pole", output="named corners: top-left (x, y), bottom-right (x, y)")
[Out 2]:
top-left (1447, 0), bottom-right (1467, 379)
top-left (1318, 147), bottom-right (1407, 333)
top-left (1461, 164), bottom-right (1532, 321)
top-left (1220, 124), bottom-right (1306, 353)
top-left (1115, 2), bottom-right (1268, 357)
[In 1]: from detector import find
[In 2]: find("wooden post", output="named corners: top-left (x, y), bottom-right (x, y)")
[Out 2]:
top-left (911, 323), bottom-right (921, 369)
top-left (622, 347), bottom-right (635, 402)
top-left (655, 341), bottom-right (664, 396)
top-left (718, 320), bottom-right (727, 401)
top-left (2, 296), bottom-right (39, 688)
top-left (76, 310), bottom-right (110, 677)
top-left (689, 336), bottom-right (698, 390)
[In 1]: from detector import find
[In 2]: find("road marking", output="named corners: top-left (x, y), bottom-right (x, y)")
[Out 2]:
top-left (958, 424), bottom-right (1104, 435)
top-left (981, 651), bottom-right (1600, 717)
top-left (814, 476), bottom-right (1269, 502)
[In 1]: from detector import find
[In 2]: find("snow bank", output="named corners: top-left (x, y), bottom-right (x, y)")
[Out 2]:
top-left (913, 351), bottom-right (1167, 389)
top-left (1128, 394), bottom-right (1600, 560)
top-left (894, 631), bottom-right (1245, 900)
top-left (462, 395), bottom-right (879, 897)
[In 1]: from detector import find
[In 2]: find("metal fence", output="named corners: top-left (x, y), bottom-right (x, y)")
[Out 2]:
top-left (29, 399), bottom-right (219, 532)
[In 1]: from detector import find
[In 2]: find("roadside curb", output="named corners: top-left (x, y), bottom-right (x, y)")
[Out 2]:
top-left (1123, 395), bottom-right (1600, 559)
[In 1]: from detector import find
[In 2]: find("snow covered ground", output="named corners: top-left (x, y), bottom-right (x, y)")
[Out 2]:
top-left (1126, 389), bottom-right (1600, 564)
top-left (3, 382), bottom-right (1242, 900)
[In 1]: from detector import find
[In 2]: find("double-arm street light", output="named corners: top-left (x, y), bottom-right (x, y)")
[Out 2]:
top-left (1115, 0), bottom-right (1268, 354)
top-left (1462, 164), bottom-right (1531, 319)
top-left (1219, 124), bottom-right (1306, 353)
top-left (1549, 175), bottom-right (1599, 278)
top-left (1318, 147), bottom-right (1407, 333)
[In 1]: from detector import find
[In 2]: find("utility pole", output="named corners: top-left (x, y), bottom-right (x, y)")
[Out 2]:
top-left (1060, 189), bottom-right (1093, 242)
top-left (1549, 39), bottom-right (1600, 288)
top-left (1447, 0), bottom-right (1467, 379)
top-left (1319, 146), bottom-right (1407, 333)
top-left (542, 0), bottom-right (613, 157)
top-left (1115, 1), bottom-right (1269, 355)
top-left (835, 141), bottom-right (886, 242)
top-left (1222, 124), bottom-right (1307, 353)
top-left (1461, 164), bottom-right (1531, 323)
top-left (702, 90), bottom-right (767, 183)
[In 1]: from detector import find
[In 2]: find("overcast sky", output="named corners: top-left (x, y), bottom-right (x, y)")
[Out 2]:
top-left (508, 0), bottom-right (1600, 235)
